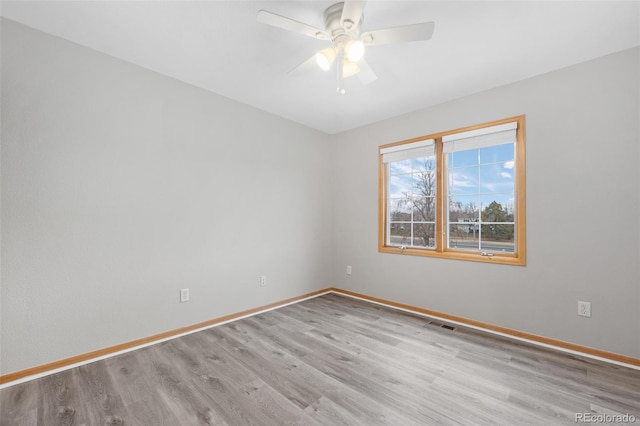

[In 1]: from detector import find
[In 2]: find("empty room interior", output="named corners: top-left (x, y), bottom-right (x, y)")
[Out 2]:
top-left (1, 1), bottom-right (639, 425)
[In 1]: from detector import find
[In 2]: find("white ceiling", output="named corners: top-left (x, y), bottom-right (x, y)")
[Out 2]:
top-left (1, 1), bottom-right (639, 134)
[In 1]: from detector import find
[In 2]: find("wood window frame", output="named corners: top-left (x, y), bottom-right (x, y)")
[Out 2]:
top-left (378, 115), bottom-right (526, 266)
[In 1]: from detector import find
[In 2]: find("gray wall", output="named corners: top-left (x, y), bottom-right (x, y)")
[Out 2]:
top-left (330, 47), bottom-right (640, 359)
top-left (1, 19), bottom-right (332, 374)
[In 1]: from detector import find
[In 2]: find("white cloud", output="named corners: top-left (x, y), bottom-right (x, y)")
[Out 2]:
top-left (504, 161), bottom-right (515, 169)
top-left (451, 172), bottom-right (477, 188)
top-left (501, 172), bottom-right (512, 178)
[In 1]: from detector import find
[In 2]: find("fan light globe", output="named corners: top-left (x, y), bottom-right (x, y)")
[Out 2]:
top-left (315, 47), bottom-right (337, 71)
top-left (345, 40), bottom-right (365, 62)
top-left (315, 52), bottom-right (331, 70)
top-left (342, 59), bottom-right (359, 78)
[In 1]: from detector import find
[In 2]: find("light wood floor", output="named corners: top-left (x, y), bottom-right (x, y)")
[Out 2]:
top-left (2, 293), bottom-right (639, 425)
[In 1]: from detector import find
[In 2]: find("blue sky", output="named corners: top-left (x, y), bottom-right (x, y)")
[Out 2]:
top-left (389, 143), bottom-right (515, 218)
top-left (448, 144), bottom-right (515, 215)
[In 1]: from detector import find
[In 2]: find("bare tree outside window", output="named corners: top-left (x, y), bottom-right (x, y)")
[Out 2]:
top-left (388, 157), bottom-right (436, 248)
top-left (411, 158), bottom-right (436, 247)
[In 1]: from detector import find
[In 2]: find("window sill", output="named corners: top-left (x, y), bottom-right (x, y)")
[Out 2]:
top-left (378, 245), bottom-right (526, 266)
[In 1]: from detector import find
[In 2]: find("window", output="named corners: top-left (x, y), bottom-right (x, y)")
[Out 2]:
top-left (379, 116), bottom-right (526, 265)
top-left (382, 139), bottom-right (437, 249)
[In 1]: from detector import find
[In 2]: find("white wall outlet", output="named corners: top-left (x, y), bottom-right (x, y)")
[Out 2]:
top-left (346, 265), bottom-right (352, 275)
top-left (180, 288), bottom-right (190, 303)
top-left (260, 275), bottom-right (267, 287)
top-left (578, 301), bottom-right (591, 317)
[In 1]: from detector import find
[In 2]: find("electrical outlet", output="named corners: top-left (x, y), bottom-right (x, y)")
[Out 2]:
top-left (260, 276), bottom-right (267, 287)
top-left (578, 301), bottom-right (591, 317)
top-left (180, 288), bottom-right (190, 303)
top-left (346, 265), bottom-right (352, 275)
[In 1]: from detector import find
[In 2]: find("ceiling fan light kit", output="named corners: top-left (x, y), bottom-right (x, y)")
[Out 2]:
top-left (345, 40), bottom-right (365, 62)
top-left (257, 1), bottom-right (435, 94)
top-left (315, 47), bottom-right (337, 71)
top-left (342, 58), bottom-right (360, 78)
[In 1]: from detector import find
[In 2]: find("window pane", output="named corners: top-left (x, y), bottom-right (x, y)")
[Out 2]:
top-left (389, 223), bottom-right (411, 246)
top-left (412, 172), bottom-right (436, 197)
top-left (449, 224), bottom-right (480, 250)
top-left (480, 163), bottom-right (514, 194)
top-left (448, 149), bottom-right (477, 167)
top-left (447, 141), bottom-right (516, 254)
top-left (480, 197), bottom-right (514, 222)
top-left (480, 143), bottom-right (514, 164)
top-left (448, 166), bottom-right (478, 195)
top-left (413, 196), bottom-right (436, 222)
top-left (413, 223), bottom-right (435, 248)
top-left (389, 174), bottom-right (412, 198)
top-left (386, 156), bottom-right (437, 250)
top-left (412, 156), bottom-right (436, 172)
top-left (389, 198), bottom-right (411, 221)
top-left (389, 159), bottom-right (412, 175)
top-left (480, 224), bottom-right (514, 253)
top-left (448, 196), bottom-right (479, 222)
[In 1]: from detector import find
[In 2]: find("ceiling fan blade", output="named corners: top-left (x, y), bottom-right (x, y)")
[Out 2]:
top-left (356, 58), bottom-right (377, 85)
top-left (257, 10), bottom-right (329, 40)
top-left (341, 0), bottom-right (366, 30)
top-left (287, 54), bottom-right (319, 75)
top-left (361, 22), bottom-right (435, 46)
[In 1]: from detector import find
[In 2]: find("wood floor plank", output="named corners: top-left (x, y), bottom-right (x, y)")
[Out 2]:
top-left (239, 314), bottom-right (431, 424)
top-left (0, 380), bottom-right (38, 426)
top-left (2, 293), bottom-right (639, 425)
top-left (270, 323), bottom-right (469, 424)
top-left (76, 361), bottom-right (128, 425)
top-left (236, 318), bottom-right (419, 425)
top-left (36, 370), bottom-right (80, 426)
top-left (187, 338), bottom-right (277, 425)
top-left (303, 396), bottom-right (372, 426)
top-left (204, 326), bottom-right (323, 414)
top-left (146, 344), bottom-right (230, 425)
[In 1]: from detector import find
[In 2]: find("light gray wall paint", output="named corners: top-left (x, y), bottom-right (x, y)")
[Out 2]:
top-left (0, 19), bottom-right (332, 374)
top-left (330, 47), bottom-right (640, 358)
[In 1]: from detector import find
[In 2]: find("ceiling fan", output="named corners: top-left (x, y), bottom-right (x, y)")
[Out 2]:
top-left (257, 1), bottom-right (435, 94)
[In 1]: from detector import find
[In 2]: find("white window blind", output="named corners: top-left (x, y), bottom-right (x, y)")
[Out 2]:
top-left (442, 122), bottom-right (517, 153)
top-left (381, 139), bottom-right (435, 163)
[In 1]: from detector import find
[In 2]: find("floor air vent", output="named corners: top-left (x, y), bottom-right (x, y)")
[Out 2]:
top-left (428, 321), bottom-right (456, 331)
top-left (429, 321), bottom-right (456, 331)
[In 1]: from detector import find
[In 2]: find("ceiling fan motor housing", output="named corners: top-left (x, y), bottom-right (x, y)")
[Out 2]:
top-left (324, 2), bottom-right (362, 40)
